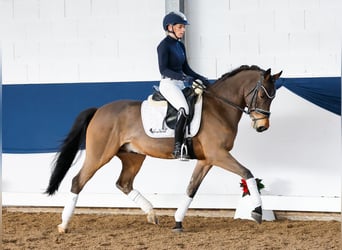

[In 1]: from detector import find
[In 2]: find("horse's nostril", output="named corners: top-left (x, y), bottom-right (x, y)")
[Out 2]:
top-left (256, 126), bottom-right (267, 132)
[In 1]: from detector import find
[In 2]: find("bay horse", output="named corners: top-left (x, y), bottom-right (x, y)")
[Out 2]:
top-left (46, 65), bottom-right (282, 233)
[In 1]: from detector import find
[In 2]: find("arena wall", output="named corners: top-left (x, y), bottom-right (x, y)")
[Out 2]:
top-left (2, 0), bottom-right (341, 212)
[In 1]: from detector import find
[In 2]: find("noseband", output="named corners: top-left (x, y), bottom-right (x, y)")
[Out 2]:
top-left (202, 75), bottom-right (275, 119)
top-left (245, 76), bottom-right (275, 121)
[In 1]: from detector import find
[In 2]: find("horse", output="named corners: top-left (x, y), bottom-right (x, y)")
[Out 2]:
top-left (46, 65), bottom-right (282, 233)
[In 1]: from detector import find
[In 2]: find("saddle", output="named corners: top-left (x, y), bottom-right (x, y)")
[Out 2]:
top-left (151, 86), bottom-right (197, 129)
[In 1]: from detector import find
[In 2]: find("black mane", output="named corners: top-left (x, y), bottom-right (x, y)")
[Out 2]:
top-left (217, 65), bottom-right (264, 82)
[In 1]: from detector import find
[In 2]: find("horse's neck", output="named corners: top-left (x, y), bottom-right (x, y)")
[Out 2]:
top-left (206, 71), bottom-right (259, 124)
top-left (211, 75), bottom-right (246, 105)
top-left (212, 71), bottom-right (259, 100)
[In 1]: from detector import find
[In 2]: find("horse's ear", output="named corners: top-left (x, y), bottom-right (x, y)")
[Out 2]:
top-left (272, 71), bottom-right (283, 80)
top-left (264, 68), bottom-right (271, 81)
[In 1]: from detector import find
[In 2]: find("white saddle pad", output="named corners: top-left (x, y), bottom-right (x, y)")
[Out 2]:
top-left (141, 95), bottom-right (203, 138)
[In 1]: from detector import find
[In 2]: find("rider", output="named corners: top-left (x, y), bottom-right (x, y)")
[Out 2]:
top-left (157, 11), bottom-right (210, 160)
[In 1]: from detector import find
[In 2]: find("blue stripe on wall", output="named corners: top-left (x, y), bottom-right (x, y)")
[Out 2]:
top-left (3, 77), bottom-right (341, 153)
top-left (3, 81), bottom-right (157, 153)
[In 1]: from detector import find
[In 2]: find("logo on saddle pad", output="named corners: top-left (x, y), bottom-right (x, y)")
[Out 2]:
top-left (141, 87), bottom-right (203, 138)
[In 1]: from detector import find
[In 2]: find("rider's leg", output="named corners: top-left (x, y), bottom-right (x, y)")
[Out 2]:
top-left (159, 78), bottom-right (189, 114)
top-left (173, 108), bottom-right (189, 159)
top-left (159, 78), bottom-right (190, 160)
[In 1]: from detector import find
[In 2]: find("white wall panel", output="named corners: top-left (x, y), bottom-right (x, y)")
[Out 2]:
top-left (319, 33), bottom-right (342, 55)
top-left (78, 18), bottom-right (110, 40)
top-left (13, 41), bottom-right (39, 62)
top-left (26, 20), bottom-right (52, 40)
top-left (39, 0), bottom-right (65, 19)
top-left (90, 39), bottom-right (118, 58)
top-left (259, 0), bottom-right (289, 9)
top-left (13, 0), bottom-right (39, 19)
top-left (0, 19), bottom-right (28, 40)
top-left (0, 0), bottom-right (13, 20)
top-left (259, 32), bottom-right (289, 56)
top-left (39, 41), bottom-right (66, 62)
top-left (188, 57), bottom-right (218, 79)
top-left (92, 0), bottom-right (119, 17)
top-left (288, 0), bottom-right (320, 10)
top-left (2, 62), bottom-right (28, 82)
top-left (65, 0), bottom-right (91, 17)
top-left (288, 32), bottom-right (320, 56)
top-left (229, 0), bottom-right (259, 11)
top-left (244, 10), bottom-right (275, 32)
top-left (1, 0), bottom-right (165, 83)
top-left (186, 0), bottom-right (341, 78)
top-left (50, 19), bottom-right (78, 40)
top-left (229, 32), bottom-right (259, 56)
top-left (38, 61), bottom-right (80, 83)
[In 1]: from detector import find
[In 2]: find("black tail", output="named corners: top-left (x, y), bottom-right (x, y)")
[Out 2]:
top-left (45, 107), bottom-right (98, 195)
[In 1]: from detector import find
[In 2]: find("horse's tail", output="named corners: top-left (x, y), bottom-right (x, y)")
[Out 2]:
top-left (45, 107), bottom-right (98, 196)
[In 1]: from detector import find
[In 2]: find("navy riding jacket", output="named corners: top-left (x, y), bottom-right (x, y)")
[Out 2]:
top-left (157, 36), bottom-right (205, 82)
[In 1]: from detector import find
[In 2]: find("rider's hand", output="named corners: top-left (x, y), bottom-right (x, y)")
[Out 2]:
top-left (192, 79), bottom-right (206, 95)
top-left (193, 79), bottom-right (207, 89)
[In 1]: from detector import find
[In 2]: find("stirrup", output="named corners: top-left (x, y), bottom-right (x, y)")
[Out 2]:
top-left (174, 143), bottom-right (189, 161)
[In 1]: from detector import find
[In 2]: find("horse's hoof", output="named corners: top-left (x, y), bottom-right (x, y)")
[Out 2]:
top-left (251, 206), bottom-right (262, 224)
top-left (147, 211), bottom-right (159, 225)
top-left (172, 222), bottom-right (183, 232)
top-left (172, 227), bottom-right (183, 232)
top-left (57, 224), bottom-right (68, 234)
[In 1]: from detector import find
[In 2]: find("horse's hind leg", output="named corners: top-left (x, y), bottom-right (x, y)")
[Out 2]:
top-left (116, 152), bottom-right (158, 224)
top-left (57, 156), bottom-right (109, 233)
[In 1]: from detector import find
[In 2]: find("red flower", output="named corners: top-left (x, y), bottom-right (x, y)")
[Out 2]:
top-left (240, 179), bottom-right (250, 196)
top-left (240, 178), bottom-right (265, 197)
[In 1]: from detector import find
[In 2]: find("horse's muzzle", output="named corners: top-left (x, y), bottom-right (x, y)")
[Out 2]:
top-left (256, 125), bottom-right (268, 132)
top-left (250, 112), bottom-right (270, 132)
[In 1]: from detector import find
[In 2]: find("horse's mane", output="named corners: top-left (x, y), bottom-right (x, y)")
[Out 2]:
top-left (217, 65), bottom-right (264, 82)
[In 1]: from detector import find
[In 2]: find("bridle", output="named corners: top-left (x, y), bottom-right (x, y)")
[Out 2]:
top-left (201, 74), bottom-right (275, 120)
top-left (244, 75), bottom-right (276, 121)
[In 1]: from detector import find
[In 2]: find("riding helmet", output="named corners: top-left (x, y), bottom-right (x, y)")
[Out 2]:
top-left (162, 11), bottom-right (189, 31)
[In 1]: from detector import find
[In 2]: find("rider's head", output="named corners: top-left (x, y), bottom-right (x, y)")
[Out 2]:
top-left (162, 11), bottom-right (189, 39)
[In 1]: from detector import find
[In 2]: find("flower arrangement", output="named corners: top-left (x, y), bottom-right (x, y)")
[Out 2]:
top-left (240, 178), bottom-right (265, 197)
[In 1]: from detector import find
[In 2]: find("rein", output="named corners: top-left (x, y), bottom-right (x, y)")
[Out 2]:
top-left (202, 88), bottom-right (249, 114)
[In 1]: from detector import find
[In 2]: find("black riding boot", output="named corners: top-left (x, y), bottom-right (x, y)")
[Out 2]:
top-left (173, 108), bottom-right (189, 161)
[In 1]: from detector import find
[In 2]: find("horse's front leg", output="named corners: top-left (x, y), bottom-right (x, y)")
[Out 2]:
top-left (214, 151), bottom-right (262, 224)
top-left (173, 161), bottom-right (212, 232)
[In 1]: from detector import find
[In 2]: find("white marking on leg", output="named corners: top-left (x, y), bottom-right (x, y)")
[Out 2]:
top-left (128, 189), bottom-right (153, 213)
top-left (174, 195), bottom-right (193, 222)
top-left (246, 178), bottom-right (262, 207)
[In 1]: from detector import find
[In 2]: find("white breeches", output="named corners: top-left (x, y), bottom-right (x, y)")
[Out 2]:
top-left (159, 78), bottom-right (189, 115)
